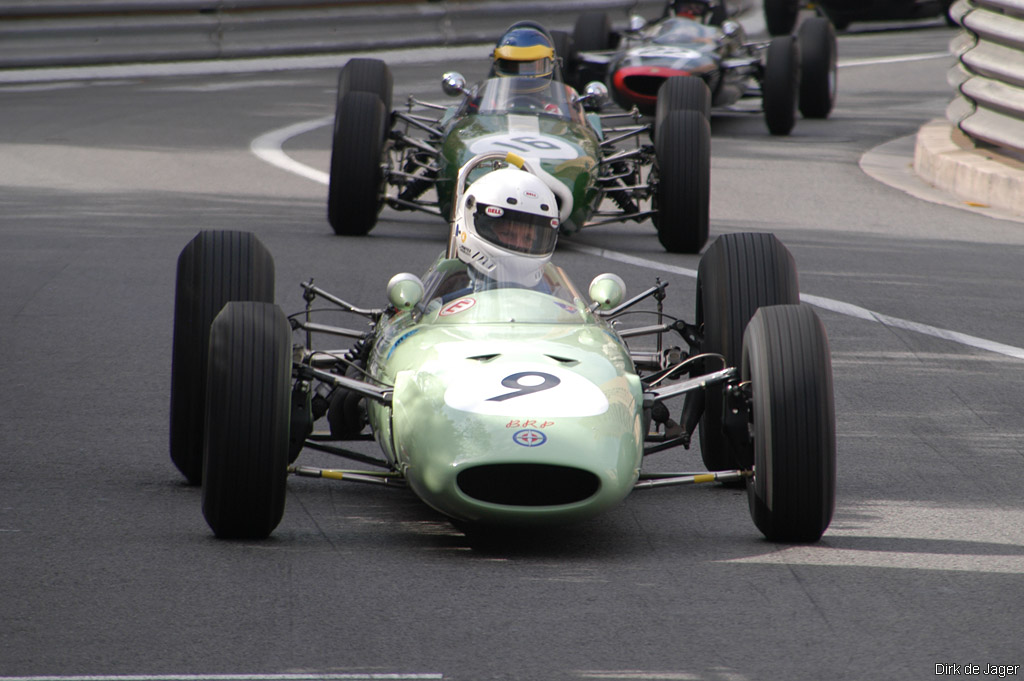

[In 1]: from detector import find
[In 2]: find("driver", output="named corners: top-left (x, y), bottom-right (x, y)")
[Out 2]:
top-left (453, 165), bottom-right (560, 290)
top-left (666, 0), bottom-right (719, 21)
top-left (490, 22), bottom-right (556, 81)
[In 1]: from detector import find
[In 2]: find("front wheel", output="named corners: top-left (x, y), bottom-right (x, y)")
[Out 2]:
top-left (763, 36), bottom-right (799, 136)
top-left (652, 110), bottom-right (710, 254)
top-left (743, 304), bottom-right (836, 542)
top-left (798, 17), bottom-right (837, 119)
top-left (202, 301), bottom-right (291, 539)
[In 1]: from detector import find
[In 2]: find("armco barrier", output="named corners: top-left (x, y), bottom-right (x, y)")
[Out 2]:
top-left (0, 0), bottom-right (668, 69)
top-left (948, 0), bottom-right (1024, 156)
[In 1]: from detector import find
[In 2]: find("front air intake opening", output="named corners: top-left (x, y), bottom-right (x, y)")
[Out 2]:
top-left (457, 464), bottom-right (601, 506)
top-left (624, 75), bottom-right (667, 96)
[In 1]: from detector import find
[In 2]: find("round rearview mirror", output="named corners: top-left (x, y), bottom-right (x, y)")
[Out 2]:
top-left (720, 19), bottom-right (741, 38)
top-left (628, 14), bottom-right (648, 32)
top-left (387, 273), bottom-right (425, 311)
top-left (441, 71), bottom-right (468, 97)
top-left (589, 273), bottom-right (626, 310)
top-left (582, 81), bottom-right (609, 107)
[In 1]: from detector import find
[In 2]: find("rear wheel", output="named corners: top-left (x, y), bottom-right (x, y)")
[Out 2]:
top-left (169, 230), bottom-right (275, 485)
top-left (652, 110), bottom-right (710, 254)
top-left (743, 304), bottom-right (835, 542)
top-left (798, 17), bottom-right (837, 119)
top-left (202, 301), bottom-right (291, 539)
top-left (328, 91), bottom-right (388, 236)
top-left (696, 233), bottom-right (799, 471)
top-left (549, 29), bottom-right (576, 85)
top-left (656, 75), bottom-right (711, 127)
top-left (764, 0), bottom-right (800, 35)
top-left (570, 12), bottom-right (613, 91)
top-left (336, 57), bottom-right (393, 113)
top-left (573, 12), bottom-right (612, 52)
top-left (763, 36), bottom-right (799, 136)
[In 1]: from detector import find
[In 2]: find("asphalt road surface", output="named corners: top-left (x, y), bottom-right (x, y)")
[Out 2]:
top-left (2, 12), bottom-right (1023, 681)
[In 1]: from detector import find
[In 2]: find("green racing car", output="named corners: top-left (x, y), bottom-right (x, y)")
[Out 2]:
top-left (169, 150), bottom-right (836, 543)
top-left (326, 44), bottom-right (713, 254)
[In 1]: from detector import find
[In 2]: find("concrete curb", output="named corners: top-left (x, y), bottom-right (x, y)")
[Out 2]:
top-left (914, 119), bottom-right (1024, 218)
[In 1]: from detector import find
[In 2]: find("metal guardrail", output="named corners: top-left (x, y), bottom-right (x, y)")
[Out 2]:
top-left (948, 0), bottom-right (1024, 156)
top-left (0, 0), bottom-right (667, 69)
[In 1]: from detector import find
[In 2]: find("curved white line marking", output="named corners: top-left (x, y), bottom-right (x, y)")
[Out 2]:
top-left (250, 115), bottom-right (333, 185)
top-left (252, 119), bottom-right (1024, 362)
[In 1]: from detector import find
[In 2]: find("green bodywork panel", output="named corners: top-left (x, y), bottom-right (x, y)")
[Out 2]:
top-left (432, 78), bottom-right (604, 234)
top-left (364, 256), bottom-right (645, 525)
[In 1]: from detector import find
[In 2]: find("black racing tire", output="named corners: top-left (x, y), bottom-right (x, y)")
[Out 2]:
top-left (764, 0), bottom-right (801, 36)
top-left (763, 36), bottom-right (799, 136)
top-left (571, 13), bottom-right (613, 94)
top-left (655, 75), bottom-right (711, 128)
top-left (743, 304), bottom-right (835, 542)
top-left (652, 110), bottom-right (710, 254)
top-left (549, 29), bottom-right (576, 85)
top-left (798, 17), bottom-right (837, 119)
top-left (696, 232), bottom-right (799, 471)
top-left (573, 12), bottom-right (612, 53)
top-left (336, 57), bottom-right (393, 114)
top-left (202, 301), bottom-right (291, 539)
top-left (169, 230), bottom-right (275, 485)
top-left (328, 91), bottom-right (388, 236)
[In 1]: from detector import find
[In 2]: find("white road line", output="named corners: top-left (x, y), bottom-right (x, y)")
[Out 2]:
top-left (250, 115), bottom-right (333, 185)
top-left (838, 51), bottom-right (952, 68)
top-left (564, 243), bottom-right (1024, 360)
top-left (175, 42), bottom-right (1004, 364)
top-left (254, 118), bottom-right (1024, 362)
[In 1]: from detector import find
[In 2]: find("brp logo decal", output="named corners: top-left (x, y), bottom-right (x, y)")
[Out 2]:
top-left (513, 429), bottom-right (547, 447)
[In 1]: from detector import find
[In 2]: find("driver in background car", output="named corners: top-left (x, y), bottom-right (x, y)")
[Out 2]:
top-left (490, 22), bottom-right (557, 80)
top-left (666, 0), bottom-right (721, 23)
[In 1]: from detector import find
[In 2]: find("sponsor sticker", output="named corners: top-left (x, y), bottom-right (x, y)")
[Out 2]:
top-left (513, 429), bottom-right (547, 447)
top-left (440, 297), bottom-right (476, 316)
top-left (485, 206), bottom-right (504, 217)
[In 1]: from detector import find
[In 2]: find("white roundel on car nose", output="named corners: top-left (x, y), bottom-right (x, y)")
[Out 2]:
top-left (443, 362), bottom-right (609, 416)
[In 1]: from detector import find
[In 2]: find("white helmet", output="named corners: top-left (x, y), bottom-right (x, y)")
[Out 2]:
top-left (454, 166), bottom-right (560, 287)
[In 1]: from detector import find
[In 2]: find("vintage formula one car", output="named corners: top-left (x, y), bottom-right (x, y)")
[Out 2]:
top-left (169, 151), bottom-right (836, 543)
top-left (326, 29), bottom-right (712, 254)
top-left (564, 8), bottom-right (838, 135)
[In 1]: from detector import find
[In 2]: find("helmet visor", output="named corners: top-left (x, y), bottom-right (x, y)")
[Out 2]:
top-left (494, 56), bottom-right (554, 78)
top-left (474, 204), bottom-right (558, 255)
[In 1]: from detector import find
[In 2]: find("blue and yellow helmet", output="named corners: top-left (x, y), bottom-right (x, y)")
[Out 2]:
top-left (493, 25), bottom-right (555, 79)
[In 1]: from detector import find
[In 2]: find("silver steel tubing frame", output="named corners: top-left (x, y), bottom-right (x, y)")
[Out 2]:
top-left (289, 465), bottom-right (406, 486)
top-left (304, 366), bottom-right (393, 406)
top-left (643, 366), bottom-right (737, 403)
top-left (634, 469), bottom-right (750, 489)
top-left (393, 111), bottom-right (444, 138)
